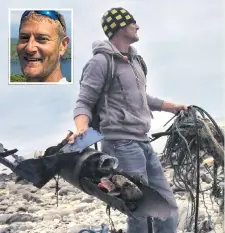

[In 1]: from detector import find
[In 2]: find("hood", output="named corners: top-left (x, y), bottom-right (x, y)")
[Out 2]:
top-left (92, 40), bottom-right (138, 58)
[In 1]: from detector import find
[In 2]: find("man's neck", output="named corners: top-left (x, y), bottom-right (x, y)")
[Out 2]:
top-left (110, 38), bottom-right (130, 53)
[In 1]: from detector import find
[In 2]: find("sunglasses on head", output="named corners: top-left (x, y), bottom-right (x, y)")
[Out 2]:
top-left (20, 10), bottom-right (65, 30)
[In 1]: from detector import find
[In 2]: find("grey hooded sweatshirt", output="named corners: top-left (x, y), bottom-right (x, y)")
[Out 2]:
top-left (73, 40), bottom-right (164, 141)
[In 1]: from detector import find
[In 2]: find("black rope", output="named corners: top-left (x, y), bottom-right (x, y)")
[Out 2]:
top-left (192, 107), bottom-right (200, 233)
top-left (106, 205), bottom-right (116, 232)
top-left (94, 143), bottom-right (98, 150)
top-left (54, 175), bottom-right (60, 207)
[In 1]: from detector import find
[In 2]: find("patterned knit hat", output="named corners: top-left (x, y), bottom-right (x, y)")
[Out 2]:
top-left (101, 7), bottom-right (136, 38)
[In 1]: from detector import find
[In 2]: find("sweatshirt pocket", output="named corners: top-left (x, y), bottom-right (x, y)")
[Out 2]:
top-left (118, 107), bottom-right (149, 134)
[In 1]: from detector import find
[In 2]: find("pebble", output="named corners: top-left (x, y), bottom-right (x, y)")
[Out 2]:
top-left (0, 214), bottom-right (12, 224)
top-left (22, 191), bottom-right (42, 203)
top-left (58, 186), bottom-right (78, 196)
top-left (201, 172), bottom-right (213, 184)
top-left (6, 213), bottom-right (40, 224)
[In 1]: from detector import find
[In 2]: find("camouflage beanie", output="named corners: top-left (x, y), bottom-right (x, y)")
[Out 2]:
top-left (101, 7), bottom-right (136, 38)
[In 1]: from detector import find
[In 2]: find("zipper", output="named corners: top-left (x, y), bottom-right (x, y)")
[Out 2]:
top-left (128, 60), bottom-right (146, 108)
top-left (128, 60), bottom-right (146, 87)
top-left (129, 60), bottom-right (154, 119)
top-left (118, 54), bottom-right (154, 119)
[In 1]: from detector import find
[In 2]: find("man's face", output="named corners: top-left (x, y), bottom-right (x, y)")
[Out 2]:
top-left (122, 23), bottom-right (140, 44)
top-left (17, 18), bottom-right (62, 80)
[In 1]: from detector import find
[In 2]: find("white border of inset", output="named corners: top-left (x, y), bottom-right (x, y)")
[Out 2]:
top-left (8, 8), bottom-right (74, 85)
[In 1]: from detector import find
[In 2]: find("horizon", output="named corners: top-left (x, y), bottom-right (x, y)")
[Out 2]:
top-left (1, 113), bottom-right (224, 174)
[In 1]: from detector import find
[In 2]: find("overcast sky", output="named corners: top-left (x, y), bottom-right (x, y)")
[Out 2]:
top-left (0, 0), bottom-right (224, 159)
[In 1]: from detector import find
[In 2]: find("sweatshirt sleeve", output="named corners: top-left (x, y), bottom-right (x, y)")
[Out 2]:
top-left (146, 94), bottom-right (164, 111)
top-left (73, 54), bottom-right (108, 120)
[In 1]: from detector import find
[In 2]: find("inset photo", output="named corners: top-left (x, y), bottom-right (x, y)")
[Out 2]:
top-left (9, 9), bottom-right (73, 84)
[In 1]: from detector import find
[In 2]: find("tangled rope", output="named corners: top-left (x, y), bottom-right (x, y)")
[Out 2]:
top-left (154, 105), bottom-right (224, 232)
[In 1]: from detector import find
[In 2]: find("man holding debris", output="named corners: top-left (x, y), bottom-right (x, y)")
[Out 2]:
top-left (70, 7), bottom-right (187, 233)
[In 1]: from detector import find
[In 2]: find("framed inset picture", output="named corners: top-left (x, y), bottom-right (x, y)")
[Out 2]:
top-left (9, 9), bottom-right (73, 84)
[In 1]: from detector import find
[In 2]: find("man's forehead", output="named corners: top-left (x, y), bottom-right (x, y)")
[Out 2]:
top-left (20, 18), bottom-right (58, 36)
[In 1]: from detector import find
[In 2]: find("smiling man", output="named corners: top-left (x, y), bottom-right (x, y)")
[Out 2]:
top-left (16, 10), bottom-right (69, 82)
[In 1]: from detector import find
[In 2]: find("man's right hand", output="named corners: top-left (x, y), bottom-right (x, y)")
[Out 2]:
top-left (68, 127), bottom-right (89, 144)
top-left (68, 114), bottom-right (89, 144)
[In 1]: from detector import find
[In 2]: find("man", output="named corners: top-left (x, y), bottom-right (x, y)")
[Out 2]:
top-left (16, 10), bottom-right (69, 82)
top-left (70, 7), bottom-right (187, 233)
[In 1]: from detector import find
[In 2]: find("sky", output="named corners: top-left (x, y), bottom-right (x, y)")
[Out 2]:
top-left (0, 0), bottom-right (224, 160)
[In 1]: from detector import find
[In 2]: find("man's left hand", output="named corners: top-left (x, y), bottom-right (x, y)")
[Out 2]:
top-left (172, 104), bottom-right (188, 114)
top-left (162, 101), bottom-right (188, 114)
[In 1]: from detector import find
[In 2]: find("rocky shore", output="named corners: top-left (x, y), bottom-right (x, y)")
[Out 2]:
top-left (0, 160), bottom-right (224, 233)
